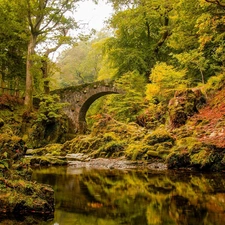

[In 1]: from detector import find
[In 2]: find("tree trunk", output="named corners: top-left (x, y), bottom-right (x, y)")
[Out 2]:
top-left (0, 66), bottom-right (6, 95)
top-left (200, 69), bottom-right (205, 84)
top-left (41, 57), bottom-right (50, 94)
top-left (24, 35), bottom-right (37, 111)
top-left (41, 44), bottom-right (63, 94)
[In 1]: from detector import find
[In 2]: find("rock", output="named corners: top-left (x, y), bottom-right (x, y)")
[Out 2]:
top-left (66, 153), bottom-right (89, 161)
top-left (0, 176), bottom-right (54, 218)
top-left (168, 89), bottom-right (206, 128)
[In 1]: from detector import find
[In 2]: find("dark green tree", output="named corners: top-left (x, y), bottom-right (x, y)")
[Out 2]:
top-left (0, 0), bottom-right (27, 95)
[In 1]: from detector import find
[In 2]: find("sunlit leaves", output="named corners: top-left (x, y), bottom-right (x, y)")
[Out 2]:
top-left (146, 62), bottom-right (187, 102)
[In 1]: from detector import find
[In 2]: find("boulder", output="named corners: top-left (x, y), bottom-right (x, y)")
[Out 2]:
top-left (168, 88), bottom-right (206, 128)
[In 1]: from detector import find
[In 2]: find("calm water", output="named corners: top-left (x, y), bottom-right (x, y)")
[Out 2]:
top-left (29, 166), bottom-right (225, 225)
top-left (5, 166), bottom-right (225, 225)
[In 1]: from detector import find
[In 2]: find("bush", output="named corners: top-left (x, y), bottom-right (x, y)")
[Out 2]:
top-left (36, 94), bottom-right (68, 123)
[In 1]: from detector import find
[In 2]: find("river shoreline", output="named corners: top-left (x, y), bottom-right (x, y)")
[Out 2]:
top-left (66, 154), bottom-right (167, 170)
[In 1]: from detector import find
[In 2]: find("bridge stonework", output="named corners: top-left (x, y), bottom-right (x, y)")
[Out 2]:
top-left (52, 81), bottom-right (122, 133)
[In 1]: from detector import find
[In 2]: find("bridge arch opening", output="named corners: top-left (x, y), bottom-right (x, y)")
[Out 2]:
top-left (78, 91), bottom-right (119, 133)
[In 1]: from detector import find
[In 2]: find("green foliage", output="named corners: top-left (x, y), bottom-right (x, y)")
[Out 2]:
top-left (0, 0), bottom-right (27, 92)
top-left (103, 1), bottom-right (175, 78)
top-left (87, 71), bottom-right (147, 126)
top-left (111, 71), bottom-right (147, 122)
top-left (204, 72), bottom-right (225, 94)
top-left (36, 94), bottom-right (68, 122)
top-left (55, 41), bottom-right (99, 88)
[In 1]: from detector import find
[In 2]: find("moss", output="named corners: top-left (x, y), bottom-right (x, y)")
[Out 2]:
top-left (102, 132), bottom-right (118, 142)
top-left (125, 144), bottom-right (144, 160)
top-left (27, 143), bottom-right (63, 156)
top-left (147, 150), bottom-right (159, 157)
top-left (125, 144), bottom-right (160, 160)
top-left (143, 128), bottom-right (174, 146)
top-left (175, 137), bottom-right (202, 153)
top-left (166, 137), bottom-right (225, 171)
top-left (166, 152), bottom-right (191, 169)
top-left (90, 141), bottom-right (125, 158)
top-left (64, 135), bottom-right (102, 154)
top-left (29, 156), bottom-right (67, 166)
top-left (190, 150), bottom-right (211, 168)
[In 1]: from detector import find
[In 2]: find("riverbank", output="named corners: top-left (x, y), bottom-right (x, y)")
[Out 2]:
top-left (67, 154), bottom-right (167, 170)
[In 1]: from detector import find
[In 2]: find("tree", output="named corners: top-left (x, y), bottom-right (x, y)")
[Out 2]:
top-left (0, 0), bottom-right (27, 95)
top-left (55, 31), bottom-right (111, 88)
top-left (103, 0), bottom-right (175, 79)
top-left (19, 0), bottom-right (79, 111)
top-left (40, 28), bottom-right (76, 94)
top-left (168, 0), bottom-right (225, 84)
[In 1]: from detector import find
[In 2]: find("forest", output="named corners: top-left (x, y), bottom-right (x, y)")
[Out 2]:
top-left (0, 0), bottom-right (225, 223)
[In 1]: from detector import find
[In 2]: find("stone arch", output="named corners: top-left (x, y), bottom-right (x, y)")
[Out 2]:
top-left (78, 91), bottom-right (119, 133)
top-left (52, 81), bottom-right (123, 133)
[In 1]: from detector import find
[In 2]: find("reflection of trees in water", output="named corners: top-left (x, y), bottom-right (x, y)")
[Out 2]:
top-left (168, 195), bottom-right (207, 225)
top-left (33, 168), bottom-right (225, 225)
top-left (81, 170), bottom-right (225, 225)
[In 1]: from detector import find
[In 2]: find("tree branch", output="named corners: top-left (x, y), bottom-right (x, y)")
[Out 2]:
top-left (154, 16), bottom-right (170, 54)
top-left (26, 0), bottom-right (34, 33)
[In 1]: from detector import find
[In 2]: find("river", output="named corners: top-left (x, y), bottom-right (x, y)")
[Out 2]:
top-left (2, 165), bottom-right (225, 225)
top-left (29, 166), bottom-right (225, 225)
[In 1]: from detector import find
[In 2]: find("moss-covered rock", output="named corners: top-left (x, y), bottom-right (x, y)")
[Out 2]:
top-left (166, 151), bottom-right (191, 169)
top-left (0, 132), bottom-right (27, 171)
top-left (27, 114), bottom-right (75, 148)
top-left (143, 128), bottom-right (175, 145)
top-left (26, 143), bottom-right (64, 156)
top-left (167, 138), bottom-right (225, 171)
top-left (29, 156), bottom-right (67, 166)
top-left (0, 129), bottom-right (55, 220)
top-left (62, 132), bottom-right (126, 159)
top-left (168, 89), bottom-right (206, 128)
top-left (0, 176), bottom-right (54, 217)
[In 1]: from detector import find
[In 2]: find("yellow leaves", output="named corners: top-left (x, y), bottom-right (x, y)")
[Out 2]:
top-left (145, 83), bottom-right (160, 101)
top-left (146, 62), bottom-right (187, 102)
top-left (199, 35), bottom-right (213, 50)
top-left (150, 62), bottom-right (186, 84)
top-left (196, 13), bottom-right (225, 50)
top-left (215, 45), bottom-right (224, 55)
top-left (97, 65), bottom-right (117, 81)
top-left (199, 0), bottom-right (209, 6)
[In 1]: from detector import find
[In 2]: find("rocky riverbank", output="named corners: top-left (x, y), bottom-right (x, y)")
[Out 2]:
top-left (66, 154), bottom-right (167, 170)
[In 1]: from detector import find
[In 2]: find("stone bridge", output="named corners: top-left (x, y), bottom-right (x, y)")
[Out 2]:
top-left (52, 81), bottom-right (123, 133)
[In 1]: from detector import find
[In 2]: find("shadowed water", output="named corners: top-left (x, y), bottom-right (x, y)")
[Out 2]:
top-left (29, 166), bottom-right (225, 225)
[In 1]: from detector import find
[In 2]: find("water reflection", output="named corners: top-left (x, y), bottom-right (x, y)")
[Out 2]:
top-left (32, 167), bottom-right (225, 225)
